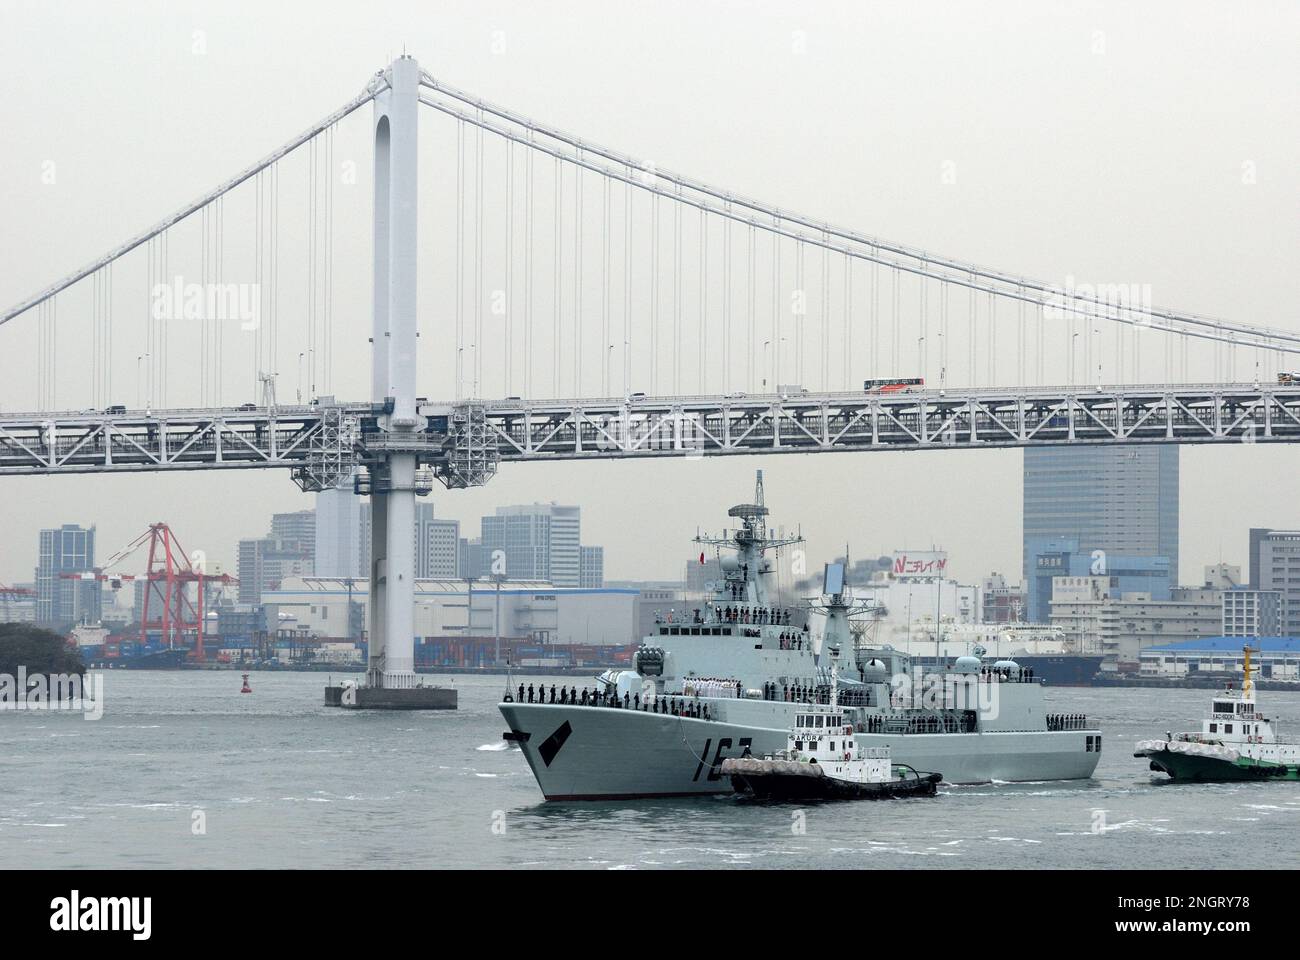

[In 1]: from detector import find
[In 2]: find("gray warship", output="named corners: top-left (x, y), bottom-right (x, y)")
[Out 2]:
top-left (499, 472), bottom-right (1102, 800)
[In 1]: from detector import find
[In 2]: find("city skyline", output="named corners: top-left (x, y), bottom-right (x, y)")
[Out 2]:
top-left (4, 455), bottom-right (1284, 598)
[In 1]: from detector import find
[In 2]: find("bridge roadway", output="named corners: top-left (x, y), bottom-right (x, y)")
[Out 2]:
top-left (2, 382), bottom-right (1297, 487)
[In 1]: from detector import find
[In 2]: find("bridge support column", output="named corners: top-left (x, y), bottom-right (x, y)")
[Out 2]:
top-left (365, 55), bottom-right (420, 691)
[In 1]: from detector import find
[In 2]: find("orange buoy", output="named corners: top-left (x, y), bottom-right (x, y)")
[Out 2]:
top-left (240, 673), bottom-right (252, 694)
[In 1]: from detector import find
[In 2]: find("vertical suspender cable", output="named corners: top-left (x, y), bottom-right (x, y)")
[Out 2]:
top-left (506, 138), bottom-right (515, 396)
top-left (650, 194), bottom-right (659, 393)
top-left (722, 213), bottom-right (730, 393)
top-left (525, 146), bottom-right (534, 399)
top-left (988, 291), bottom-right (996, 386)
top-left (253, 172), bottom-right (261, 393)
top-left (747, 225), bottom-right (755, 391)
top-left (575, 153), bottom-right (583, 395)
top-left (553, 156), bottom-right (561, 397)
top-left (308, 137), bottom-right (316, 400)
top-left (322, 129), bottom-right (331, 395)
top-left (199, 208), bottom-right (207, 406)
top-left (623, 170), bottom-right (631, 395)
top-left (820, 236), bottom-right (829, 390)
top-left (271, 163), bottom-right (278, 404)
top-left (870, 250), bottom-right (878, 381)
top-left (1018, 286), bottom-right (1025, 387)
top-left (770, 231), bottom-right (778, 389)
top-left (890, 266), bottom-right (899, 377)
top-left (106, 262), bottom-right (113, 406)
top-left (673, 198), bottom-right (682, 395)
top-left (456, 121), bottom-right (464, 397)
top-left (698, 209), bottom-right (707, 393)
top-left (968, 271), bottom-right (976, 387)
top-left (161, 228), bottom-right (169, 407)
top-left (794, 241), bottom-right (804, 385)
top-left (217, 194), bottom-right (224, 405)
top-left (919, 268), bottom-right (927, 383)
top-left (475, 118), bottom-right (484, 396)
top-left (941, 280), bottom-right (950, 387)
top-left (844, 253), bottom-right (852, 388)
top-left (748, 223), bottom-right (759, 390)
top-left (602, 174), bottom-right (610, 395)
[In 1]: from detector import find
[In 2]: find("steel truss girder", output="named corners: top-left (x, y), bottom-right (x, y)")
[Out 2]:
top-left (472, 384), bottom-right (1300, 463)
top-left (0, 404), bottom-right (370, 477)
top-left (3, 384), bottom-right (1299, 480)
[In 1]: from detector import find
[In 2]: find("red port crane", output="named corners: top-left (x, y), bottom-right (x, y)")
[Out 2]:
top-left (61, 523), bottom-right (236, 661)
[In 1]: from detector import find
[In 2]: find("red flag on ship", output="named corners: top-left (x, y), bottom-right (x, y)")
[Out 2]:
top-left (699, 552), bottom-right (705, 565)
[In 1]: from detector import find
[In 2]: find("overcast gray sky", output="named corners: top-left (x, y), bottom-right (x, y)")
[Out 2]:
top-left (1, 0), bottom-right (1298, 589)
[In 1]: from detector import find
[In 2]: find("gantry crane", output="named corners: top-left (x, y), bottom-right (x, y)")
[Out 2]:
top-left (61, 522), bottom-right (236, 661)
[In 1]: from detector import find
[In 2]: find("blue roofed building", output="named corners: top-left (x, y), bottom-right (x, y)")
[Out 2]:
top-left (1138, 636), bottom-right (1300, 681)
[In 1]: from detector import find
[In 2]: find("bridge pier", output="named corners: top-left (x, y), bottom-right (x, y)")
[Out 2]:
top-left (330, 55), bottom-right (453, 709)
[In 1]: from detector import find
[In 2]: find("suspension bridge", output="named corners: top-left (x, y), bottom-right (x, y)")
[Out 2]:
top-left (2, 56), bottom-right (1296, 696)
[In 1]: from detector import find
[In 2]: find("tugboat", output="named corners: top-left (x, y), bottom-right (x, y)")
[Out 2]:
top-left (721, 669), bottom-right (943, 801)
top-left (1134, 646), bottom-right (1300, 782)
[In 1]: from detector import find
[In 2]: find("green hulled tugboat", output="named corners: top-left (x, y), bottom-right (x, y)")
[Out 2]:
top-left (1135, 647), bottom-right (1300, 782)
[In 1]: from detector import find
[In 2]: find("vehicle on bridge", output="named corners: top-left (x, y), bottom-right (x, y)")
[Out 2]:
top-left (864, 377), bottom-right (924, 394)
top-left (1278, 372), bottom-right (1300, 385)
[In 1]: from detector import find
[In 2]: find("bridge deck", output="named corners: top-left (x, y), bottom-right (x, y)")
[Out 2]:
top-left (1, 384), bottom-right (1296, 483)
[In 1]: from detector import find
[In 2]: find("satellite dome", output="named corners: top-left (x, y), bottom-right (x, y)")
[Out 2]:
top-left (861, 658), bottom-right (889, 681)
top-left (992, 659), bottom-right (1021, 676)
top-left (953, 655), bottom-right (981, 675)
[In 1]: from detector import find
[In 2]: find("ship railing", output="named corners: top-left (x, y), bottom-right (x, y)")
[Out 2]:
top-left (1045, 714), bottom-right (1090, 731)
top-left (857, 710), bottom-right (978, 735)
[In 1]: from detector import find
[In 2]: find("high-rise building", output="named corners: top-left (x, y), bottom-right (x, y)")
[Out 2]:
top-left (1023, 446), bottom-right (1178, 621)
top-left (237, 536), bottom-right (313, 605)
top-left (579, 545), bottom-right (604, 588)
top-left (318, 499), bottom-right (471, 581)
top-left (1248, 528), bottom-right (1300, 636)
top-left (315, 483), bottom-right (363, 578)
top-left (35, 524), bottom-right (100, 626)
top-left (459, 537), bottom-right (486, 580)
top-left (1222, 588), bottom-right (1283, 638)
top-left (415, 504), bottom-right (460, 579)
top-left (481, 504), bottom-right (583, 587)
top-left (271, 510), bottom-right (315, 555)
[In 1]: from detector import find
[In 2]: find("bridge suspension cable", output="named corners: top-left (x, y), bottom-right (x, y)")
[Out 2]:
top-left (1, 75), bottom-right (386, 327)
top-left (416, 73), bottom-right (1300, 356)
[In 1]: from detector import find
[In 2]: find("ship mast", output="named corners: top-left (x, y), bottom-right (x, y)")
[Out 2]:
top-left (694, 470), bottom-right (802, 606)
top-left (808, 552), bottom-right (883, 674)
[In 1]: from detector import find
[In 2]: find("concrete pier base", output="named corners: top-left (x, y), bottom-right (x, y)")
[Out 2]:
top-left (324, 684), bottom-right (457, 710)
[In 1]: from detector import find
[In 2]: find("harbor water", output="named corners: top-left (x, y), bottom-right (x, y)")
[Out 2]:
top-left (4, 671), bottom-right (1299, 869)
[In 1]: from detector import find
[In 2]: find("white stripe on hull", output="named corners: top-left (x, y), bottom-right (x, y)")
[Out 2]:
top-left (499, 703), bottom-right (1101, 800)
